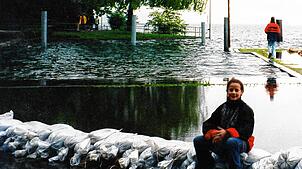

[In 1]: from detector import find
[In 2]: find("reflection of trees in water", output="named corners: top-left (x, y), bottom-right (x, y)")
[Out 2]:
top-left (0, 85), bottom-right (203, 140)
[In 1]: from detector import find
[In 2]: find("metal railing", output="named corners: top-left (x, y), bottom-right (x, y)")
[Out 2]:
top-left (0, 22), bottom-right (205, 38)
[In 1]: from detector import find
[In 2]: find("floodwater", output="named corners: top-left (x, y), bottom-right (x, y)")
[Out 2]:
top-left (1, 25), bottom-right (302, 168)
top-left (1, 78), bottom-right (302, 169)
top-left (0, 39), bottom-right (291, 81)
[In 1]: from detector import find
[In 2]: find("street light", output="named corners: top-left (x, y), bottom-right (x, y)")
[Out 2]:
top-left (228, 0), bottom-right (230, 48)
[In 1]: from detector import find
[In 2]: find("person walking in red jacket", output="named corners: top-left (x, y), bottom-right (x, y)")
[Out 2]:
top-left (264, 17), bottom-right (281, 61)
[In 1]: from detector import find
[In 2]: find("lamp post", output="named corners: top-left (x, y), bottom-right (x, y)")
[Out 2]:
top-left (227, 0), bottom-right (230, 48)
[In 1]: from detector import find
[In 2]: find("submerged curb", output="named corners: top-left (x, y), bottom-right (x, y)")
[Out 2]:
top-left (235, 48), bottom-right (302, 78)
top-left (250, 52), bottom-right (302, 78)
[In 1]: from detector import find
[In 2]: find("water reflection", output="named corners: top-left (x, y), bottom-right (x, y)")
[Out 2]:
top-left (265, 77), bottom-right (278, 101)
top-left (0, 84), bottom-right (202, 140)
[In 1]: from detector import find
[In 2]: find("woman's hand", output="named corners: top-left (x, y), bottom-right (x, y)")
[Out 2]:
top-left (212, 128), bottom-right (227, 143)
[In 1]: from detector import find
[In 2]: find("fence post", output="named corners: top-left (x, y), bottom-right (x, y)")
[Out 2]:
top-left (131, 15), bottom-right (136, 45)
top-left (41, 11), bottom-right (47, 49)
top-left (276, 19), bottom-right (283, 42)
top-left (201, 22), bottom-right (206, 46)
top-left (224, 17), bottom-right (229, 52)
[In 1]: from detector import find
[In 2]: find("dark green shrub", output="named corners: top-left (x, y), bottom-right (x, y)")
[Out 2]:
top-left (107, 12), bottom-right (126, 30)
top-left (147, 10), bottom-right (186, 35)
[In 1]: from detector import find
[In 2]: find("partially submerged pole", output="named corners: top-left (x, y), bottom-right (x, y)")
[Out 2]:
top-left (131, 15), bottom-right (136, 46)
top-left (41, 11), bottom-right (47, 49)
top-left (208, 0), bottom-right (212, 39)
top-left (201, 22), bottom-right (206, 46)
top-left (227, 0), bottom-right (231, 48)
top-left (224, 17), bottom-right (229, 52)
top-left (276, 19), bottom-right (283, 42)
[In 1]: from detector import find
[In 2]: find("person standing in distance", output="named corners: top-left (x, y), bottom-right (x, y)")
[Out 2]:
top-left (264, 17), bottom-right (281, 61)
top-left (193, 78), bottom-right (255, 169)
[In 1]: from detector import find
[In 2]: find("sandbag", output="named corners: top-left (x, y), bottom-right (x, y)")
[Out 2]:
top-left (89, 128), bottom-right (121, 144)
top-left (0, 119), bottom-right (23, 131)
top-left (276, 147), bottom-right (302, 169)
top-left (243, 148), bottom-right (272, 166)
top-left (0, 110), bottom-right (14, 120)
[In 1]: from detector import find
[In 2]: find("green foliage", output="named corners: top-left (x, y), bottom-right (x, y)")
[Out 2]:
top-left (107, 12), bottom-right (127, 30)
top-left (147, 10), bottom-right (187, 35)
top-left (149, 0), bottom-right (208, 13)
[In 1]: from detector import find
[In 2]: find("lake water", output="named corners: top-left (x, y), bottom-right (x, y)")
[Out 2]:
top-left (1, 24), bottom-right (302, 168)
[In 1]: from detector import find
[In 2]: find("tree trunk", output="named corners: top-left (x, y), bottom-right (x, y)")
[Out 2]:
top-left (126, 2), bottom-right (133, 31)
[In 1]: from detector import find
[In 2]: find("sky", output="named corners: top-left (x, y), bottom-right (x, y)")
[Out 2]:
top-left (135, 0), bottom-right (302, 26)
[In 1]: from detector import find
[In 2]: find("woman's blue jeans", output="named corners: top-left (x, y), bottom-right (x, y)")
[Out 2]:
top-left (268, 41), bottom-right (277, 58)
top-left (193, 135), bottom-right (247, 169)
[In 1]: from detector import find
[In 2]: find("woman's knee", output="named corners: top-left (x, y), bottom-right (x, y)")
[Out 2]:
top-left (225, 137), bottom-right (240, 149)
top-left (193, 135), bottom-right (206, 146)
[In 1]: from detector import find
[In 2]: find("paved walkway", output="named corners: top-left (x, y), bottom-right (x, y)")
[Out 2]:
top-left (250, 51), bottom-right (302, 78)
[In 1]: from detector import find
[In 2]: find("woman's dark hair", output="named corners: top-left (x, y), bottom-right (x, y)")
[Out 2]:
top-left (270, 17), bottom-right (275, 23)
top-left (226, 78), bottom-right (244, 92)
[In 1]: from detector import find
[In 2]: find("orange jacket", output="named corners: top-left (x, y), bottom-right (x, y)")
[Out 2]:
top-left (264, 23), bottom-right (280, 33)
top-left (205, 128), bottom-right (255, 152)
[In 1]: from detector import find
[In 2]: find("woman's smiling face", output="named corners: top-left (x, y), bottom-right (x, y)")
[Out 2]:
top-left (227, 82), bottom-right (243, 101)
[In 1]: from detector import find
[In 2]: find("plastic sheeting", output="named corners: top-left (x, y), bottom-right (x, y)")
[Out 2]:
top-left (1, 111), bottom-right (302, 169)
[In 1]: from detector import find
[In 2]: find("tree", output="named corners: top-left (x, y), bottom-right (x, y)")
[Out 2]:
top-left (98, 0), bottom-right (208, 31)
top-left (147, 10), bottom-right (186, 35)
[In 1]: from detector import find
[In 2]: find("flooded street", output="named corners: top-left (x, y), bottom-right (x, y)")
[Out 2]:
top-left (1, 24), bottom-right (302, 168)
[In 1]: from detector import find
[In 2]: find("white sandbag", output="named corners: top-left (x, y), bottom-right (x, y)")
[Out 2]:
top-left (89, 128), bottom-right (121, 144)
top-left (93, 132), bottom-right (123, 151)
top-left (64, 131), bottom-right (88, 148)
top-left (74, 138), bottom-right (91, 155)
top-left (0, 110), bottom-right (14, 120)
top-left (295, 159), bottom-right (302, 169)
top-left (152, 136), bottom-right (172, 158)
top-left (13, 149), bottom-right (27, 158)
top-left (132, 135), bottom-right (154, 154)
top-left (186, 145), bottom-right (196, 163)
top-left (48, 147), bottom-right (69, 162)
top-left (0, 119), bottom-right (23, 131)
top-left (6, 124), bottom-right (37, 139)
top-left (180, 159), bottom-right (191, 169)
top-left (47, 128), bottom-right (85, 148)
top-left (99, 144), bottom-right (119, 160)
top-left (243, 148), bottom-right (272, 166)
top-left (187, 161), bottom-right (196, 169)
top-left (24, 121), bottom-right (51, 140)
top-left (111, 132), bottom-right (137, 154)
top-left (158, 159), bottom-right (174, 169)
top-left (25, 137), bottom-right (40, 154)
top-left (276, 147), bottom-right (302, 169)
top-left (119, 149), bottom-right (139, 168)
top-left (47, 128), bottom-right (76, 147)
top-left (128, 149), bottom-right (139, 165)
top-left (87, 150), bottom-right (100, 162)
top-left (24, 121), bottom-right (50, 133)
top-left (138, 147), bottom-right (157, 167)
top-left (0, 131), bottom-right (7, 145)
top-left (24, 137), bottom-right (51, 158)
top-left (120, 149), bottom-right (134, 168)
top-left (70, 152), bottom-right (81, 166)
top-left (49, 123), bottom-right (74, 132)
top-left (250, 152), bottom-right (279, 169)
top-left (167, 140), bottom-right (191, 161)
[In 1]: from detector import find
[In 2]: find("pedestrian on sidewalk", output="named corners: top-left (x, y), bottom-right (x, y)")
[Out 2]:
top-left (193, 78), bottom-right (255, 169)
top-left (264, 17), bottom-right (281, 61)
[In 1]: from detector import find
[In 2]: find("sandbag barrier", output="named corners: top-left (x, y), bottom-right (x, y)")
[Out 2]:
top-left (1, 111), bottom-right (302, 169)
